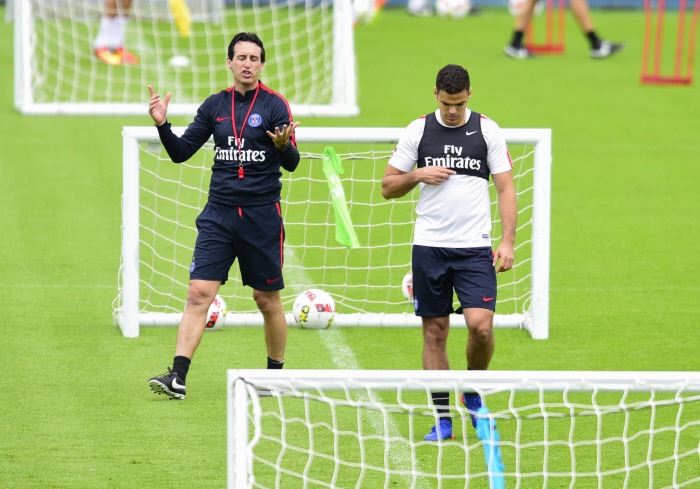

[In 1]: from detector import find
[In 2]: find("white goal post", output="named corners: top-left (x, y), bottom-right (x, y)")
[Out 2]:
top-left (228, 369), bottom-right (700, 489)
top-left (114, 126), bottom-right (551, 338)
top-left (14, 0), bottom-right (357, 116)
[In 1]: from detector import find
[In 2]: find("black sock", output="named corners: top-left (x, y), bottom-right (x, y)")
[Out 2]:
top-left (172, 355), bottom-right (191, 382)
top-left (267, 357), bottom-right (284, 369)
top-left (511, 31), bottom-right (525, 49)
top-left (432, 392), bottom-right (451, 420)
top-left (586, 30), bottom-right (601, 49)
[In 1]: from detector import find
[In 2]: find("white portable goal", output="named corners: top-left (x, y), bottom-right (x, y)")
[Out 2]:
top-left (228, 369), bottom-right (700, 489)
top-left (114, 126), bottom-right (551, 338)
top-left (14, 0), bottom-right (357, 116)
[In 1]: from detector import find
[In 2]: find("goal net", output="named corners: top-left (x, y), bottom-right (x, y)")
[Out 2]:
top-left (13, 0), bottom-right (357, 116)
top-left (228, 369), bottom-right (700, 489)
top-left (114, 126), bottom-right (551, 338)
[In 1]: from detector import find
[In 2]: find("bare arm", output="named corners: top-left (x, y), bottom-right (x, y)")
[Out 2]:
top-left (381, 164), bottom-right (457, 200)
top-left (492, 170), bottom-right (517, 273)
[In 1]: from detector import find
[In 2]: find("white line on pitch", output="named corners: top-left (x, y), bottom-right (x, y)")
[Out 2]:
top-left (321, 329), bottom-right (429, 489)
top-left (284, 248), bottom-right (428, 489)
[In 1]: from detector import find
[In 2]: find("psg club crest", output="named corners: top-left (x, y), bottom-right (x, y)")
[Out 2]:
top-left (248, 113), bottom-right (262, 127)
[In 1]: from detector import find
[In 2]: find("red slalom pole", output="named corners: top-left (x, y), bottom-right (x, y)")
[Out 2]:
top-left (526, 0), bottom-right (566, 54)
top-left (642, 0), bottom-right (699, 85)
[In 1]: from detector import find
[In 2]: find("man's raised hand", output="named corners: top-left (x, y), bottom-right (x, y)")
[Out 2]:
top-left (266, 121), bottom-right (300, 148)
top-left (148, 85), bottom-right (171, 126)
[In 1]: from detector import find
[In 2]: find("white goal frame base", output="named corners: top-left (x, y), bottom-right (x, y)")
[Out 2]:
top-left (127, 311), bottom-right (527, 328)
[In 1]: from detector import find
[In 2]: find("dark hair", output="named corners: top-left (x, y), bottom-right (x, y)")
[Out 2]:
top-left (435, 64), bottom-right (470, 94)
top-left (227, 32), bottom-right (266, 63)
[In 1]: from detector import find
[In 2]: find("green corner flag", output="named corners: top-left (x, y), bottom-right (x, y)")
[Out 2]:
top-left (322, 147), bottom-right (360, 249)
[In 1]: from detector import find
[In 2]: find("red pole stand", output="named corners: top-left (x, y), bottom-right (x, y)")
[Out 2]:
top-left (641, 0), bottom-right (699, 85)
top-left (526, 0), bottom-right (567, 54)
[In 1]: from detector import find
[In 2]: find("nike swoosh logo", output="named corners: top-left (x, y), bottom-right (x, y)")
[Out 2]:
top-left (266, 277), bottom-right (281, 284)
top-left (172, 378), bottom-right (186, 390)
top-left (482, 297), bottom-right (495, 302)
top-left (466, 131), bottom-right (478, 136)
top-left (216, 116), bottom-right (231, 122)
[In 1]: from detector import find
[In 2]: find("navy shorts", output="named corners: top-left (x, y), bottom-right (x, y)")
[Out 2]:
top-left (189, 201), bottom-right (285, 291)
top-left (411, 245), bottom-right (497, 317)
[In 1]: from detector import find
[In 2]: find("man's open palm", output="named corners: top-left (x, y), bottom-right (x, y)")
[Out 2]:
top-left (148, 85), bottom-right (171, 126)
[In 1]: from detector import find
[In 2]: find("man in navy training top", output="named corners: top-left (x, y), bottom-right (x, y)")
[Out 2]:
top-left (381, 64), bottom-right (517, 440)
top-left (147, 32), bottom-right (300, 400)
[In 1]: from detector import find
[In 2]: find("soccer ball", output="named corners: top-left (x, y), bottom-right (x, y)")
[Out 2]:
top-left (167, 55), bottom-right (191, 68)
top-left (508, 0), bottom-right (544, 17)
top-left (401, 270), bottom-right (414, 301)
top-left (204, 294), bottom-right (227, 331)
top-left (292, 289), bottom-right (335, 330)
top-left (436, 0), bottom-right (471, 19)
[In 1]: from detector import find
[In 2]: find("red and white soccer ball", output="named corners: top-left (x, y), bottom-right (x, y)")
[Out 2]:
top-left (401, 270), bottom-right (414, 301)
top-left (436, 0), bottom-right (471, 19)
top-left (293, 289), bottom-right (336, 330)
top-left (508, 0), bottom-right (544, 16)
top-left (205, 294), bottom-right (227, 331)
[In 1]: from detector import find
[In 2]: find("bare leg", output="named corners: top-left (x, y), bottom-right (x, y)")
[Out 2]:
top-left (422, 316), bottom-right (451, 370)
top-left (103, 0), bottom-right (133, 18)
top-left (513, 0), bottom-right (540, 31)
top-left (175, 279), bottom-right (221, 359)
top-left (569, 0), bottom-right (595, 32)
top-left (103, 0), bottom-right (118, 17)
top-left (254, 289), bottom-right (287, 362)
top-left (463, 308), bottom-right (495, 370)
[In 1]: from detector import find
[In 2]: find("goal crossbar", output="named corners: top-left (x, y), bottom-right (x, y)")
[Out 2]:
top-left (228, 369), bottom-right (700, 392)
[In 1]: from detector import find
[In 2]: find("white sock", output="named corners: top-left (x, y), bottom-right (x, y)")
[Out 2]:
top-left (116, 16), bottom-right (128, 46)
top-left (93, 16), bottom-right (122, 50)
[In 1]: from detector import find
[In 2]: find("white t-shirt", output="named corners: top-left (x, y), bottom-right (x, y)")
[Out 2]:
top-left (388, 109), bottom-right (512, 248)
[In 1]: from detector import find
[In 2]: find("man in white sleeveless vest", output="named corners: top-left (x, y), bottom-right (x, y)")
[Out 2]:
top-left (381, 64), bottom-right (517, 441)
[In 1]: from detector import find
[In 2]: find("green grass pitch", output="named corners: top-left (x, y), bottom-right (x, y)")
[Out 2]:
top-left (1, 6), bottom-right (699, 488)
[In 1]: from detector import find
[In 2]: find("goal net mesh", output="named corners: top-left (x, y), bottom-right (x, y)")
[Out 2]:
top-left (16, 0), bottom-right (356, 115)
top-left (228, 370), bottom-right (700, 488)
top-left (114, 127), bottom-right (547, 332)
